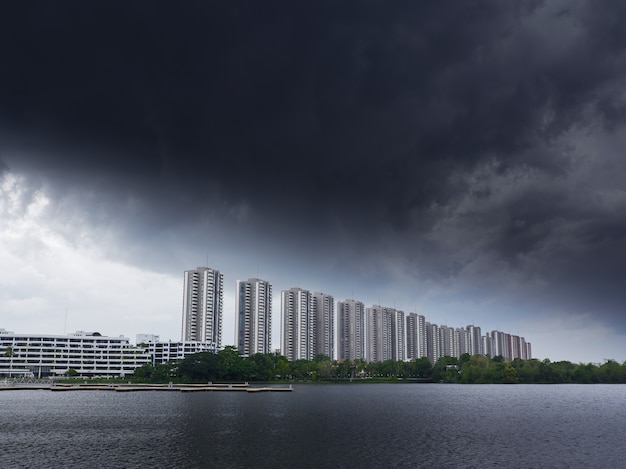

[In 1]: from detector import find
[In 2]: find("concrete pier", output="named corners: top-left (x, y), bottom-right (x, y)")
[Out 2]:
top-left (1, 382), bottom-right (293, 393)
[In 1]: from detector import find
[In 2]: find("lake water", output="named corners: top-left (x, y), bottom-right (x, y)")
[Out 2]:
top-left (1, 384), bottom-right (624, 468)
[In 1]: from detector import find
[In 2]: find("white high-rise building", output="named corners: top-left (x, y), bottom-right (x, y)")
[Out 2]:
top-left (458, 327), bottom-right (471, 356)
top-left (366, 305), bottom-right (399, 363)
top-left (483, 332), bottom-right (494, 358)
top-left (312, 292), bottom-right (335, 360)
top-left (338, 299), bottom-right (365, 361)
top-left (181, 266), bottom-right (223, 347)
top-left (235, 278), bottom-right (272, 356)
top-left (281, 287), bottom-right (313, 361)
top-left (439, 325), bottom-right (458, 358)
top-left (425, 322), bottom-right (440, 364)
top-left (406, 313), bottom-right (426, 360)
top-left (466, 325), bottom-right (483, 356)
top-left (366, 305), bottom-right (384, 362)
top-left (392, 309), bottom-right (406, 362)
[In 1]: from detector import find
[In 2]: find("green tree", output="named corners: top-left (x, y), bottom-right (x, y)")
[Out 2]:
top-left (551, 361), bottom-right (575, 383)
top-left (459, 355), bottom-right (490, 383)
top-left (432, 356), bottom-right (459, 382)
top-left (513, 358), bottom-right (541, 383)
top-left (290, 359), bottom-right (310, 379)
top-left (380, 359), bottom-right (399, 378)
top-left (459, 353), bottom-right (471, 366)
top-left (152, 363), bottom-right (174, 382)
top-left (218, 346), bottom-right (243, 380)
top-left (500, 363), bottom-right (519, 383)
top-left (177, 352), bottom-right (221, 382)
top-left (335, 360), bottom-right (352, 379)
top-left (249, 353), bottom-right (274, 380)
top-left (274, 355), bottom-right (290, 378)
top-left (572, 363), bottom-right (597, 384)
top-left (597, 360), bottom-right (625, 383)
top-left (411, 357), bottom-right (433, 378)
top-left (319, 362), bottom-right (333, 379)
top-left (133, 363), bottom-right (155, 380)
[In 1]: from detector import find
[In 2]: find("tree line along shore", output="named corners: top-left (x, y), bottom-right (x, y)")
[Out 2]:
top-left (114, 347), bottom-right (626, 385)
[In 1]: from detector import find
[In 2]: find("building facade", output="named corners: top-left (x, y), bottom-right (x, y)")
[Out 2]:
top-left (406, 313), bottom-right (426, 360)
top-left (281, 287), bottom-right (313, 361)
top-left (147, 341), bottom-right (217, 365)
top-left (366, 305), bottom-right (396, 362)
top-left (391, 309), bottom-right (406, 362)
top-left (425, 322), bottom-right (440, 364)
top-left (181, 266), bottom-right (223, 347)
top-left (312, 292), bottom-right (335, 360)
top-left (466, 325), bottom-right (483, 356)
top-left (235, 278), bottom-right (272, 356)
top-left (337, 299), bottom-right (365, 361)
top-left (0, 329), bottom-right (151, 378)
top-left (365, 306), bottom-right (409, 363)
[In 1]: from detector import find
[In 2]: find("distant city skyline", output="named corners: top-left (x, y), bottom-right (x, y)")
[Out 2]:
top-left (181, 266), bottom-right (530, 364)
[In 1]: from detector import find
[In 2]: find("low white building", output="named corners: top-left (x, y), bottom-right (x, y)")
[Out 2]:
top-left (0, 329), bottom-right (152, 378)
top-left (146, 340), bottom-right (217, 365)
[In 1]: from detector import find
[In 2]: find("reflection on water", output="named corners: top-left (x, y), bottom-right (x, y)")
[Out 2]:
top-left (0, 384), bottom-right (624, 468)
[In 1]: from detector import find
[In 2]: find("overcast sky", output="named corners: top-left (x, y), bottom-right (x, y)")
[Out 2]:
top-left (1, 1), bottom-right (625, 363)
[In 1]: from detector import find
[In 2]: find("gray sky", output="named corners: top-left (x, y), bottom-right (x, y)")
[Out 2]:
top-left (1, 0), bottom-right (625, 363)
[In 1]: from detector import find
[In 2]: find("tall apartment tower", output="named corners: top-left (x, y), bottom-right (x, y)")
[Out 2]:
top-left (457, 327), bottom-right (471, 356)
top-left (483, 332), bottom-right (494, 358)
top-left (366, 305), bottom-right (384, 362)
top-left (235, 278), bottom-right (272, 356)
top-left (337, 299), bottom-right (365, 361)
top-left (312, 292), bottom-right (335, 360)
top-left (181, 266), bottom-right (223, 347)
top-left (281, 287), bottom-right (313, 361)
top-left (439, 325), bottom-right (457, 358)
top-left (366, 305), bottom-right (401, 362)
top-left (392, 309), bottom-right (406, 362)
top-left (406, 313), bottom-right (426, 360)
top-left (425, 322), bottom-right (440, 364)
top-left (466, 325), bottom-right (483, 356)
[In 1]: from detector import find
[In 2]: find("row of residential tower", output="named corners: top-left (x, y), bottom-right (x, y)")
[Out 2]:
top-left (181, 266), bottom-right (531, 364)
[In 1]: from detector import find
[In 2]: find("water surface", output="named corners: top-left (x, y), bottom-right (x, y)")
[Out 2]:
top-left (1, 384), bottom-right (624, 468)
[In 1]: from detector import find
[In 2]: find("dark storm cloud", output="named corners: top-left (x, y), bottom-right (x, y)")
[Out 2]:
top-left (0, 1), bottom-right (546, 209)
top-left (2, 1), bottom-right (626, 329)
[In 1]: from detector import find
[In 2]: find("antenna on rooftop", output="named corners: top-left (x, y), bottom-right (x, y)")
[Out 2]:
top-left (64, 308), bottom-right (68, 335)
